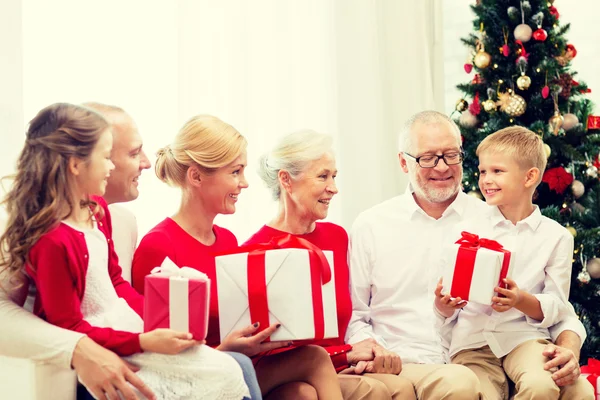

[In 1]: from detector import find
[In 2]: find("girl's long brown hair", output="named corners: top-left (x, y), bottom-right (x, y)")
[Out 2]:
top-left (0, 103), bottom-right (109, 281)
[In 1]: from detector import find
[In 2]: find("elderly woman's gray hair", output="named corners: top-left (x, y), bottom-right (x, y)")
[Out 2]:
top-left (258, 130), bottom-right (334, 201)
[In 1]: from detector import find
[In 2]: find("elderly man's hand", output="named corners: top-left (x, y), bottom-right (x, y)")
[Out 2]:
top-left (542, 343), bottom-right (580, 387)
top-left (73, 337), bottom-right (156, 400)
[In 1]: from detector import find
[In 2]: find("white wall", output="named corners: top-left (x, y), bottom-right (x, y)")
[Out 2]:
top-left (1, 0), bottom-right (445, 243)
top-left (443, 0), bottom-right (600, 115)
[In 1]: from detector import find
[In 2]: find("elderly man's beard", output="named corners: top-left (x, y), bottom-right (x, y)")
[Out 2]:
top-left (408, 166), bottom-right (463, 204)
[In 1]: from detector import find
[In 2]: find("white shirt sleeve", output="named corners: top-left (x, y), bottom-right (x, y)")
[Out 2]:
top-left (345, 218), bottom-right (387, 347)
top-left (527, 232), bottom-right (574, 329)
top-left (0, 272), bottom-right (84, 369)
top-left (548, 302), bottom-right (587, 347)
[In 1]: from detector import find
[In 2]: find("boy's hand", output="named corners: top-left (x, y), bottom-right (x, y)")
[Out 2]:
top-left (492, 278), bottom-right (521, 312)
top-left (434, 278), bottom-right (467, 318)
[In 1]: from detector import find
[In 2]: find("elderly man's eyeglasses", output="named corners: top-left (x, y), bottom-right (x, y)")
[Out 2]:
top-left (403, 151), bottom-right (464, 168)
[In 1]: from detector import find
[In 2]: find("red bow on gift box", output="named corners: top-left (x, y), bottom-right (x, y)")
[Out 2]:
top-left (451, 232), bottom-right (512, 300)
top-left (581, 358), bottom-right (599, 392)
top-left (216, 234), bottom-right (332, 341)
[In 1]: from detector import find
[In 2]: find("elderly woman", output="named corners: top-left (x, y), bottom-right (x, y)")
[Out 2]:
top-left (244, 130), bottom-right (417, 400)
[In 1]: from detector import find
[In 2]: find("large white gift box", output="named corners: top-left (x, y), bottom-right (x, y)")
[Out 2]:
top-left (441, 232), bottom-right (513, 306)
top-left (215, 247), bottom-right (338, 342)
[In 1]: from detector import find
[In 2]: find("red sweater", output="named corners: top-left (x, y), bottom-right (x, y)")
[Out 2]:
top-left (26, 196), bottom-right (144, 356)
top-left (132, 218), bottom-right (238, 348)
top-left (243, 222), bottom-right (353, 372)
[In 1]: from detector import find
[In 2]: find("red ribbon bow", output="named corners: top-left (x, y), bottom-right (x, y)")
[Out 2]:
top-left (450, 232), bottom-right (512, 300)
top-left (581, 358), bottom-right (600, 375)
top-left (216, 234), bottom-right (332, 340)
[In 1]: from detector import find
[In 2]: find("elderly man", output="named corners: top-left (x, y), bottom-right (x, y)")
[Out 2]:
top-left (346, 110), bottom-right (592, 399)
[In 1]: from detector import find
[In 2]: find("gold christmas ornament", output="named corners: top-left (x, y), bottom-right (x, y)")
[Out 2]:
top-left (587, 258), bottom-right (600, 279)
top-left (459, 110), bottom-right (479, 128)
top-left (566, 226), bottom-right (577, 237)
top-left (516, 74), bottom-right (532, 90)
top-left (548, 111), bottom-right (564, 135)
top-left (482, 99), bottom-right (496, 112)
top-left (514, 24), bottom-right (533, 42)
top-left (474, 49), bottom-right (492, 69)
top-left (562, 113), bottom-right (579, 131)
top-left (496, 92), bottom-right (527, 117)
top-left (571, 180), bottom-right (585, 199)
top-left (467, 190), bottom-right (483, 200)
top-left (455, 99), bottom-right (468, 112)
top-left (543, 143), bottom-right (551, 158)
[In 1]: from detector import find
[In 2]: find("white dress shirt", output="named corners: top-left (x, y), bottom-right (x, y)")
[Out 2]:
top-left (442, 206), bottom-right (575, 358)
top-left (108, 204), bottom-right (138, 283)
top-left (347, 186), bottom-right (586, 365)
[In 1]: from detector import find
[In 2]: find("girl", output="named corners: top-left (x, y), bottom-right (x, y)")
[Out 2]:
top-left (132, 115), bottom-right (344, 400)
top-left (0, 103), bottom-right (249, 400)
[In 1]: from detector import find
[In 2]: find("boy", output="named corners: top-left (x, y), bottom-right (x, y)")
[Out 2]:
top-left (434, 127), bottom-right (592, 399)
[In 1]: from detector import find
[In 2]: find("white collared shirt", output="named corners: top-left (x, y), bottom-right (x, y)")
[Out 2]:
top-left (443, 206), bottom-right (574, 358)
top-left (347, 186), bottom-right (586, 364)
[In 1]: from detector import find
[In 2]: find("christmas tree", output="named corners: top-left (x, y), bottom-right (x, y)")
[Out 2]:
top-left (454, 0), bottom-right (600, 363)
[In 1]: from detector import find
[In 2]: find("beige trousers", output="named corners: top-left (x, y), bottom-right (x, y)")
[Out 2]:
top-left (452, 339), bottom-right (595, 400)
top-left (339, 373), bottom-right (417, 400)
top-left (399, 363), bottom-right (482, 399)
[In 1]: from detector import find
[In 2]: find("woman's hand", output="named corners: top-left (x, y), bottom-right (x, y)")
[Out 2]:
top-left (139, 329), bottom-right (201, 354)
top-left (217, 322), bottom-right (291, 357)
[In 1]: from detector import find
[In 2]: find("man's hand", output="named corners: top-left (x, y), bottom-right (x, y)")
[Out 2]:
top-left (72, 337), bottom-right (156, 400)
top-left (492, 278), bottom-right (521, 312)
top-left (217, 322), bottom-right (291, 357)
top-left (434, 278), bottom-right (467, 317)
top-left (346, 338), bottom-right (377, 365)
top-left (542, 343), bottom-right (580, 386)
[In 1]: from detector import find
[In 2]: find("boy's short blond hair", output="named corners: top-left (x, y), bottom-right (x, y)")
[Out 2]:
top-left (476, 126), bottom-right (547, 183)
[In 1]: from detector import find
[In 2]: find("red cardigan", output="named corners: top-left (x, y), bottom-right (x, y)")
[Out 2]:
top-left (132, 218), bottom-right (238, 348)
top-left (243, 222), bottom-right (353, 372)
top-left (26, 196), bottom-right (144, 356)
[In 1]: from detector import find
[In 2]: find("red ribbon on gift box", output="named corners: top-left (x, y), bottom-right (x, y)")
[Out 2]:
top-left (588, 116), bottom-right (600, 130)
top-left (217, 234), bottom-right (332, 341)
top-left (581, 358), bottom-right (600, 391)
top-left (451, 232), bottom-right (512, 300)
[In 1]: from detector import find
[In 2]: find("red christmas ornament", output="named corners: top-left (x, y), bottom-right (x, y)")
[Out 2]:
top-left (549, 6), bottom-right (559, 19)
top-left (542, 167), bottom-right (574, 194)
top-left (533, 28), bottom-right (548, 41)
top-left (593, 155), bottom-right (600, 170)
top-left (469, 92), bottom-right (481, 115)
top-left (542, 86), bottom-right (550, 99)
top-left (502, 44), bottom-right (510, 57)
top-left (464, 63), bottom-right (473, 73)
top-left (566, 44), bottom-right (577, 58)
top-left (472, 74), bottom-right (483, 84)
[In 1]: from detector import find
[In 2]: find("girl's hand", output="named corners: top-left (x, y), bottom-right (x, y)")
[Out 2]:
top-left (492, 278), bottom-right (521, 312)
top-left (434, 278), bottom-right (467, 317)
top-left (139, 329), bottom-right (201, 354)
top-left (217, 322), bottom-right (291, 356)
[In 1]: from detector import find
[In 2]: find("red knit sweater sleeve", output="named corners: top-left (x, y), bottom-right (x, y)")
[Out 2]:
top-left (28, 235), bottom-right (141, 356)
top-left (96, 197), bottom-right (144, 316)
top-left (132, 231), bottom-right (173, 294)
